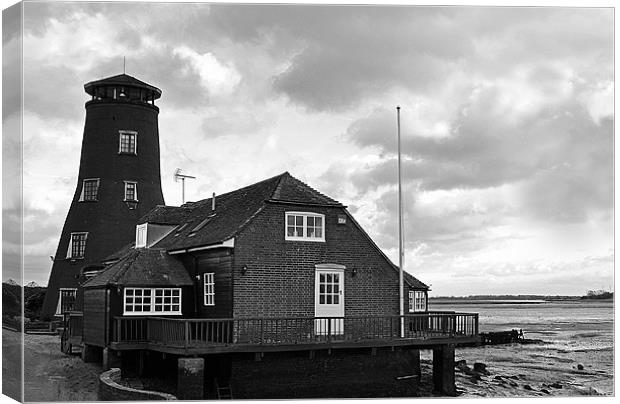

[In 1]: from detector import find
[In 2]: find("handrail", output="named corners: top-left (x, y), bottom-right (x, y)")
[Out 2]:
top-left (112, 313), bottom-right (479, 348)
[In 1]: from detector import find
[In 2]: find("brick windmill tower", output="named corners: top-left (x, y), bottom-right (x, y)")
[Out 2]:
top-left (41, 74), bottom-right (165, 319)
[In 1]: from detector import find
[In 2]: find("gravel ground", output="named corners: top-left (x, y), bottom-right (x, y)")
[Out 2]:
top-left (3, 330), bottom-right (102, 402)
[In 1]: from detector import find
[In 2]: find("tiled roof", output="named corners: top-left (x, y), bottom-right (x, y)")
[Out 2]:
top-left (149, 172), bottom-right (342, 251)
top-left (101, 241), bottom-right (136, 263)
top-left (404, 270), bottom-right (428, 290)
top-left (83, 248), bottom-right (193, 288)
top-left (99, 172), bottom-right (428, 290)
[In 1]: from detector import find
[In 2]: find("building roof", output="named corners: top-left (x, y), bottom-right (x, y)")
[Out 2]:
top-left (84, 73), bottom-right (162, 99)
top-left (83, 248), bottom-right (193, 288)
top-left (142, 172), bottom-right (342, 251)
top-left (102, 172), bottom-right (428, 290)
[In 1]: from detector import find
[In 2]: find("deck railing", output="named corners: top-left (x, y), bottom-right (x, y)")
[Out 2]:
top-left (66, 312), bottom-right (83, 339)
top-left (112, 313), bottom-right (478, 349)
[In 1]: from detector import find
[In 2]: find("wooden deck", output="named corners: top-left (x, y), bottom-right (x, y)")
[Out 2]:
top-left (102, 312), bottom-right (479, 354)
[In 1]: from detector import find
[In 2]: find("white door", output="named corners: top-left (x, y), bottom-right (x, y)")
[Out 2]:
top-left (315, 268), bottom-right (344, 335)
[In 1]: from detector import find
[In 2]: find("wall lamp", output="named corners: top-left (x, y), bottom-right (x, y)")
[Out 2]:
top-left (351, 268), bottom-right (357, 277)
top-left (241, 265), bottom-right (248, 275)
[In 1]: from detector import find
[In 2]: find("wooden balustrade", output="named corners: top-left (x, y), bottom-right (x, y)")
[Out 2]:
top-left (67, 312), bottom-right (83, 338)
top-left (112, 313), bottom-right (479, 348)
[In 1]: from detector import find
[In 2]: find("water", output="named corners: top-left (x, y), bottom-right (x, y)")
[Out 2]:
top-left (429, 300), bottom-right (614, 396)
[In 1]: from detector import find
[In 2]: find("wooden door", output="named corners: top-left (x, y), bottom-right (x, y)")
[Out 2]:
top-left (314, 268), bottom-right (344, 335)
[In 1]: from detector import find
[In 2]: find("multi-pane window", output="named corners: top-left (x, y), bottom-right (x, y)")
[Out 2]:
top-left (80, 178), bottom-right (100, 201)
top-left (124, 181), bottom-right (137, 201)
top-left (285, 212), bottom-right (325, 241)
top-left (119, 131), bottom-right (137, 154)
top-left (204, 273), bottom-right (215, 306)
top-left (409, 291), bottom-right (427, 312)
top-left (67, 232), bottom-right (88, 259)
top-left (318, 272), bottom-right (340, 305)
top-left (56, 288), bottom-right (77, 315)
top-left (124, 288), bottom-right (181, 315)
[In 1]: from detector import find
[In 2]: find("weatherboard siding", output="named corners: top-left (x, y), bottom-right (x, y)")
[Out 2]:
top-left (181, 250), bottom-right (234, 318)
top-left (83, 288), bottom-right (107, 347)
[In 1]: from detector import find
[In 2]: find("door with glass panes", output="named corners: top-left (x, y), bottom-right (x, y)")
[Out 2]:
top-left (314, 267), bottom-right (344, 335)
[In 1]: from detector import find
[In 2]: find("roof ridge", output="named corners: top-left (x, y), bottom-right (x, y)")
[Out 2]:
top-left (183, 172), bottom-right (288, 207)
top-left (110, 249), bottom-right (141, 284)
top-left (270, 172), bottom-right (341, 205)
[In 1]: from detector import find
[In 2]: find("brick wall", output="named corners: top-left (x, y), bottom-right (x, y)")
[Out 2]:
top-left (229, 348), bottom-right (421, 398)
top-left (233, 203), bottom-right (407, 318)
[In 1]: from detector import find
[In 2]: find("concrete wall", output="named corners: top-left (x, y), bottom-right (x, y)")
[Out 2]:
top-left (98, 368), bottom-right (176, 401)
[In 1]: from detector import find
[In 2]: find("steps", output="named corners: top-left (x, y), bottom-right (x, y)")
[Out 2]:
top-left (215, 379), bottom-right (233, 399)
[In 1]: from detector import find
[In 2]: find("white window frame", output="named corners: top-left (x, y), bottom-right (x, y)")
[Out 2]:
top-left (409, 290), bottom-right (427, 312)
top-left (203, 273), bottom-right (215, 306)
top-left (285, 212), bottom-right (325, 242)
top-left (124, 181), bottom-right (138, 201)
top-left (79, 178), bottom-right (100, 202)
top-left (123, 287), bottom-right (182, 315)
top-left (56, 288), bottom-right (77, 315)
top-left (135, 223), bottom-right (147, 248)
top-left (66, 232), bottom-right (88, 259)
top-left (118, 130), bottom-right (137, 154)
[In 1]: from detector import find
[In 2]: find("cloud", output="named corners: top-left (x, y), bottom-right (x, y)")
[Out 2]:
top-left (173, 46), bottom-right (241, 97)
top-left (13, 3), bottom-right (613, 295)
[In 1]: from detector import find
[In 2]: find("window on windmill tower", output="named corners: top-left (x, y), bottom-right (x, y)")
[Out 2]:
top-left (124, 181), bottom-right (138, 201)
top-left (66, 232), bottom-right (88, 259)
top-left (55, 288), bottom-right (77, 315)
top-left (118, 130), bottom-right (137, 154)
top-left (79, 178), bottom-right (100, 201)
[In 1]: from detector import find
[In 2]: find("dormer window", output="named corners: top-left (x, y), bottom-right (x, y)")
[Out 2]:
top-left (133, 222), bottom-right (177, 249)
top-left (119, 131), bottom-right (137, 154)
top-left (135, 223), bottom-right (147, 248)
top-left (285, 212), bottom-right (325, 242)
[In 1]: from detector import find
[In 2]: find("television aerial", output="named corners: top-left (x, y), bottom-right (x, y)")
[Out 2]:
top-left (174, 168), bottom-right (196, 204)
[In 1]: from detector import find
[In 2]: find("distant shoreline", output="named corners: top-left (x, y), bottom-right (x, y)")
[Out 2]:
top-left (430, 298), bottom-right (613, 304)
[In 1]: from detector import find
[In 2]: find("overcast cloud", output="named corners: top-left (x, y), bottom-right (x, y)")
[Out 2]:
top-left (2, 2), bottom-right (613, 296)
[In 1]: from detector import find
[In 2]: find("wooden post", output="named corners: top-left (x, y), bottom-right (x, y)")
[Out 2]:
top-left (432, 344), bottom-right (456, 396)
top-left (474, 314), bottom-right (479, 336)
top-left (327, 319), bottom-right (332, 343)
top-left (185, 321), bottom-right (190, 349)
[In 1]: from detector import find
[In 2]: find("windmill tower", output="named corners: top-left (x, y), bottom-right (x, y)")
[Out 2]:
top-left (41, 74), bottom-right (165, 319)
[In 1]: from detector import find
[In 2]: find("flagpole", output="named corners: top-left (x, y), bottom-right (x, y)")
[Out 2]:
top-left (397, 106), bottom-right (404, 338)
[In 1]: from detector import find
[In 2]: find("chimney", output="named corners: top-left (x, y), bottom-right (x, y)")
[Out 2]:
top-left (212, 192), bottom-right (216, 211)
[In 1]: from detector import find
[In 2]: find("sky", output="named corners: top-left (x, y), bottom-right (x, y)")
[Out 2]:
top-left (1, 1), bottom-right (614, 296)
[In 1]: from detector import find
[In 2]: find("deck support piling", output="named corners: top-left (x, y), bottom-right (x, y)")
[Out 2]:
top-left (177, 357), bottom-right (205, 400)
top-left (432, 344), bottom-right (456, 396)
top-left (103, 348), bottom-right (122, 371)
top-left (81, 344), bottom-right (99, 363)
top-left (413, 349), bottom-right (421, 377)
